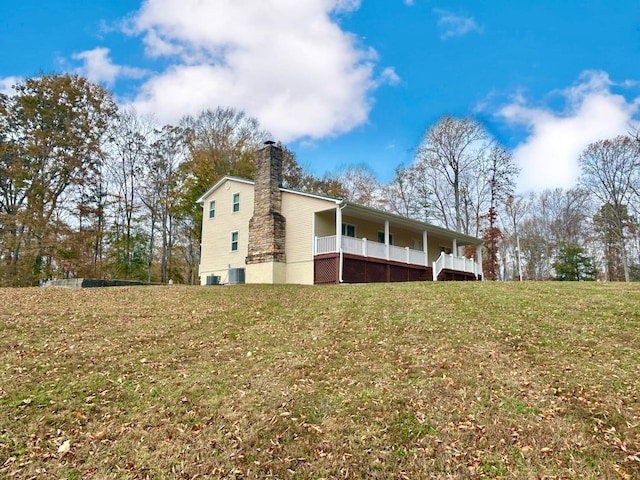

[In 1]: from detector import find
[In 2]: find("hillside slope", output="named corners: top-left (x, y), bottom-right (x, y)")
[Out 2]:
top-left (1, 282), bottom-right (639, 479)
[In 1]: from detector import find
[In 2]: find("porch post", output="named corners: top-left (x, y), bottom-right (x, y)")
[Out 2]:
top-left (336, 205), bottom-right (343, 282)
top-left (385, 220), bottom-right (390, 260)
top-left (452, 238), bottom-right (458, 256)
top-left (336, 206), bottom-right (342, 252)
top-left (312, 213), bottom-right (317, 256)
top-left (423, 230), bottom-right (428, 266)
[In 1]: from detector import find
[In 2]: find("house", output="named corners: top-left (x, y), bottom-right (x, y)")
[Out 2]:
top-left (197, 142), bottom-right (483, 285)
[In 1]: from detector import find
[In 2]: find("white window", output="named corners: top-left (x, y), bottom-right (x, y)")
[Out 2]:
top-left (231, 231), bottom-right (239, 251)
top-left (232, 193), bottom-right (240, 213)
top-left (208, 200), bottom-right (216, 219)
top-left (341, 223), bottom-right (356, 238)
top-left (377, 231), bottom-right (393, 245)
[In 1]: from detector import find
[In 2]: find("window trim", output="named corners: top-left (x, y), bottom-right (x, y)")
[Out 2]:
top-left (232, 192), bottom-right (240, 213)
top-left (230, 231), bottom-right (239, 252)
top-left (208, 200), bottom-right (216, 219)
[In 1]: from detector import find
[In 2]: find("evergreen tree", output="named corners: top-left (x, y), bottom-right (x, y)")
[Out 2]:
top-left (552, 243), bottom-right (598, 281)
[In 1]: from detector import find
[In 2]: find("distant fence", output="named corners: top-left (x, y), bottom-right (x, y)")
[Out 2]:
top-left (44, 278), bottom-right (147, 288)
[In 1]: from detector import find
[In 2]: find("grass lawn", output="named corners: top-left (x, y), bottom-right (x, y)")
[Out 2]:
top-left (0, 282), bottom-right (639, 479)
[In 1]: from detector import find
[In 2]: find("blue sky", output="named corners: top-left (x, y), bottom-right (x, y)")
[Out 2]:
top-left (2, 0), bottom-right (640, 193)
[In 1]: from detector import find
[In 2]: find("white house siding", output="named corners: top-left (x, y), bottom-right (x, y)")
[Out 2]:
top-left (199, 180), bottom-right (255, 285)
top-left (340, 216), bottom-right (373, 242)
top-left (281, 192), bottom-right (336, 285)
top-left (198, 176), bottom-right (474, 285)
top-left (428, 238), bottom-right (452, 259)
top-left (314, 209), bottom-right (337, 237)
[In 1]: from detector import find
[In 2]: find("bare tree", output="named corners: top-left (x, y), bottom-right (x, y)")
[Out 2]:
top-left (415, 115), bottom-right (488, 234)
top-left (504, 195), bottom-right (529, 280)
top-left (104, 109), bottom-right (155, 279)
top-left (381, 165), bottom-right (428, 220)
top-left (333, 163), bottom-right (382, 208)
top-left (481, 144), bottom-right (519, 280)
top-left (579, 136), bottom-right (639, 281)
top-left (514, 189), bottom-right (593, 281)
top-left (593, 203), bottom-right (635, 281)
top-left (141, 125), bottom-right (187, 283)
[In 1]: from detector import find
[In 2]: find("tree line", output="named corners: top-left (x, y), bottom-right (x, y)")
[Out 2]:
top-left (356, 120), bottom-right (640, 282)
top-left (1, 74), bottom-right (639, 286)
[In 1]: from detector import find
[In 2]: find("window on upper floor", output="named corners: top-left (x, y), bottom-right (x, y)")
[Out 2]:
top-left (232, 193), bottom-right (240, 213)
top-left (208, 200), bottom-right (216, 219)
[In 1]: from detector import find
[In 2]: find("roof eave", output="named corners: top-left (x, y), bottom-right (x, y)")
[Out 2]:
top-left (196, 176), bottom-right (253, 204)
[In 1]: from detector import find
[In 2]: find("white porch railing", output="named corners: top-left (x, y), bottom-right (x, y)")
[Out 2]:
top-left (342, 236), bottom-right (362, 255)
top-left (315, 235), bottom-right (482, 279)
top-left (315, 235), bottom-right (337, 254)
top-left (432, 252), bottom-right (482, 281)
top-left (389, 244), bottom-right (407, 263)
top-left (315, 235), bottom-right (428, 267)
top-left (367, 240), bottom-right (387, 259)
top-left (409, 248), bottom-right (426, 265)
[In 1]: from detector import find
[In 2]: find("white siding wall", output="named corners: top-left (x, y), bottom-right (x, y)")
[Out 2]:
top-left (281, 193), bottom-right (336, 284)
top-left (315, 210), bottom-right (337, 237)
top-left (199, 180), bottom-right (254, 284)
top-left (200, 181), bottom-right (336, 285)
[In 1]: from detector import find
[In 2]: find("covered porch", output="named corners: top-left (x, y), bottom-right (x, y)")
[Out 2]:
top-left (312, 202), bottom-right (483, 284)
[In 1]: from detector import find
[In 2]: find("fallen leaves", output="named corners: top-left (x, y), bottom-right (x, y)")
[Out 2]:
top-left (0, 283), bottom-right (639, 478)
top-left (57, 439), bottom-right (71, 454)
top-left (613, 463), bottom-right (633, 479)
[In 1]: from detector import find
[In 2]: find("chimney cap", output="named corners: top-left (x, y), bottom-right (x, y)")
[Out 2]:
top-left (264, 140), bottom-right (276, 145)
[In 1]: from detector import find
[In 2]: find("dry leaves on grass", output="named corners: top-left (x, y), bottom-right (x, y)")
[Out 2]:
top-left (0, 283), bottom-right (639, 479)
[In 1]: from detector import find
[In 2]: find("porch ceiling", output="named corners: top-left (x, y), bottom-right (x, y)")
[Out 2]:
top-left (341, 201), bottom-right (482, 246)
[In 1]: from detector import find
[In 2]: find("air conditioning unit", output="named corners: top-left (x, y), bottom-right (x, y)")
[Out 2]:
top-left (228, 268), bottom-right (245, 285)
top-left (206, 275), bottom-right (221, 286)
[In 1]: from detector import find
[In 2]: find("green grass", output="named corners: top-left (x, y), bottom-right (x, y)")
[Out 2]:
top-left (0, 282), bottom-right (639, 479)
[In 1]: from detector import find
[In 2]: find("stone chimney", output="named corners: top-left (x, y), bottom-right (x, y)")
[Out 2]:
top-left (246, 142), bottom-right (286, 267)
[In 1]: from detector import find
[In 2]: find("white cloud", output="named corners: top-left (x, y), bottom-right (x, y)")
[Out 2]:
top-left (0, 76), bottom-right (22, 96)
top-left (73, 47), bottom-right (147, 87)
top-left (404, 0), bottom-right (415, 5)
top-left (434, 9), bottom-right (483, 40)
top-left (125, 0), bottom-right (388, 142)
top-left (497, 70), bottom-right (640, 193)
top-left (333, 0), bottom-right (361, 13)
top-left (377, 67), bottom-right (401, 87)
